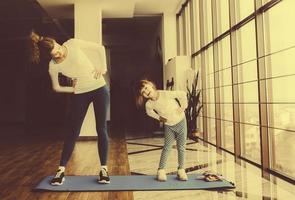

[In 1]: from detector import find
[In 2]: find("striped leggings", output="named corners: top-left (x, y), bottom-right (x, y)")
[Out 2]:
top-left (158, 118), bottom-right (187, 169)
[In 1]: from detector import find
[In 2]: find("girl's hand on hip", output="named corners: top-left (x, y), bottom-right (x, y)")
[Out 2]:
top-left (92, 68), bottom-right (102, 79)
top-left (159, 116), bottom-right (167, 123)
top-left (177, 107), bottom-right (184, 114)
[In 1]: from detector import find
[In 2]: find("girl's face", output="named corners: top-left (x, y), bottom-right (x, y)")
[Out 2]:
top-left (50, 41), bottom-right (64, 59)
top-left (141, 82), bottom-right (157, 99)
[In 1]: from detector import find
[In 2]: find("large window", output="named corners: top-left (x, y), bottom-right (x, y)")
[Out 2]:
top-left (176, 0), bottom-right (295, 181)
top-left (263, 0), bottom-right (295, 178)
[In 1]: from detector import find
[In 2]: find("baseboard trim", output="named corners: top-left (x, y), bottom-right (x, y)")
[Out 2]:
top-left (77, 136), bottom-right (98, 141)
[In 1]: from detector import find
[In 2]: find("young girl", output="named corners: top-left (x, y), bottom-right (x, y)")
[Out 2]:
top-left (136, 79), bottom-right (188, 181)
top-left (29, 31), bottom-right (110, 185)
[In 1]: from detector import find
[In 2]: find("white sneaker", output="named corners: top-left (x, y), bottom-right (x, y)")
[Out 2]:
top-left (177, 168), bottom-right (188, 181)
top-left (157, 169), bottom-right (167, 181)
top-left (98, 168), bottom-right (110, 184)
top-left (50, 169), bottom-right (65, 186)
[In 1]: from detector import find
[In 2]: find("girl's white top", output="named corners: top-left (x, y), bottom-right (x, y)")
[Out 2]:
top-left (145, 90), bottom-right (188, 126)
top-left (48, 39), bottom-right (107, 94)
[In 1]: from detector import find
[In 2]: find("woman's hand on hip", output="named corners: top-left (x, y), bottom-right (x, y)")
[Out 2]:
top-left (72, 78), bottom-right (77, 93)
top-left (92, 68), bottom-right (103, 79)
top-left (72, 78), bottom-right (77, 88)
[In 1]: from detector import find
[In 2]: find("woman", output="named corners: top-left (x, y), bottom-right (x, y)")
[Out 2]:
top-left (29, 31), bottom-right (110, 185)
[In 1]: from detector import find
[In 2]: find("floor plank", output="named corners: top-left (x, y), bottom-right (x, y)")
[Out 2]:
top-left (0, 133), bottom-right (133, 200)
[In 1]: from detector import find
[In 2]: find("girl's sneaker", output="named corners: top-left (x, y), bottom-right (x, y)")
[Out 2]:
top-left (177, 168), bottom-right (188, 181)
top-left (157, 169), bottom-right (167, 181)
top-left (98, 168), bottom-right (110, 184)
top-left (50, 169), bottom-right (65, 186)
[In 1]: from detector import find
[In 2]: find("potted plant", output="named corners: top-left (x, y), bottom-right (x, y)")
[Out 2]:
top-left (185, 71), bottom-right (203, 139)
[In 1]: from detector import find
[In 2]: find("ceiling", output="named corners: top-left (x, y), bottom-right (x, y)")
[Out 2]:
top-left (36, 0), bottom-right (185, 19)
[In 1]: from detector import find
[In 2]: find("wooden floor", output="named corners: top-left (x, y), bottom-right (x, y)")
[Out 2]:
top-left (0, 133), bottom-right (134, 200)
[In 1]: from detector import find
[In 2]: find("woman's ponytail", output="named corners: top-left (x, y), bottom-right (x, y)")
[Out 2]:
top-left (29, 31), bottom-right (42, 64)
top-left (28, 30), bottom-right (55, 64)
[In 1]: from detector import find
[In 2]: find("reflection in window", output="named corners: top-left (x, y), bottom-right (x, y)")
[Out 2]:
top-left (265, 48), bottom-right (295, 79)
top-left (220, 104), bottom-right (233, 121)
top-left (206, 89), bottom-right (215, 106)
top-left (197, 116), bottom-right (204, 138)
top-left (239, 82), bottom-right (259, 125)
top-left (202, 0), bottom-right (212, 46)
top-left (237, 61), bottom-right (257, 84)
top-left (240, 124), bottom-right (261, 164)
top-left (191, 0), bottom-right (201, 53)
top-left (221, 120), bottom-right (234, 152)
top-left (220, 86), bottom-right (232, 103)
top-left (268, 104), bottom-right (295, 131)
top-left (240, 104), bottom-right (259, 125)
top-left (264, 0), bottom-right (295, 54)
top-left (207, 103), bottom-right (215, 118)
top-left (207, 118), bottom-right (216, 144)
top-left (267, 76), bottom-right (295, 103)
top-left (264, 0), bottom-right (295, 179)
top-left (195, 54), bottom-right (202, 71)
top-left (235, 0), bottom-right (254, 23)
top-left (206, 74), bottom-right (214, 89)
top-left (205, 47), bottom-right (214, 74)
top-left (216, 0), bottom-right (229, 36)
top-left (236, 20), bottom-right (257, 64)
top-left (219, 69), bottom-right (232, 87)
top-left (270, 129), bottom-right (295, 177)
top-left (218, 36), bottom-right (231, 70)
top-left (239, 82), bottom-right (258, 103)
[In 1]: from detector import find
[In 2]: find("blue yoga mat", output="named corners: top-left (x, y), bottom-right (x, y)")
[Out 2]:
top-left (34, 174), bottom-right (235, 191)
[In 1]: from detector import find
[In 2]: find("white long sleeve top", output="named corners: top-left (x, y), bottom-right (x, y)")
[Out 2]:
top-left (48, 39), bottom-right (107, 94)
top-left (145, 90), bottom-right (188, 126)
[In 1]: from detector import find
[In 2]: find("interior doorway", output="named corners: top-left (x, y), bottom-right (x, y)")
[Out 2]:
top-left (102, 16), bottom-right (163, 135)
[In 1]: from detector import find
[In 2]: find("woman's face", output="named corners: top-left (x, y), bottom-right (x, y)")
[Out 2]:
top-left (50, 41), bottom-right (64, 59)
top-left (141, 83), bottom-right (156, 99)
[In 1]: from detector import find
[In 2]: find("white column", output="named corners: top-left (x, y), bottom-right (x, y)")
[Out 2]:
top-left (162, 12), bottom-right (177, 64)
top-left (162, 12), bottom-right (177, 88)
top-left (75, 1), bottom-right (102, 43)
top-left (74, 1), bottom-right (102, 137)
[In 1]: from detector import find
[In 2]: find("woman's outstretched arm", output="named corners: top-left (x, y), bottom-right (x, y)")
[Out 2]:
top-left (49, 69), bottom-right (75, 93)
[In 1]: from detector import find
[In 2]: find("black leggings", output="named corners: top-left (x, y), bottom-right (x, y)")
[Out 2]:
top-left (60, 86), bottom-right (110, 166)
